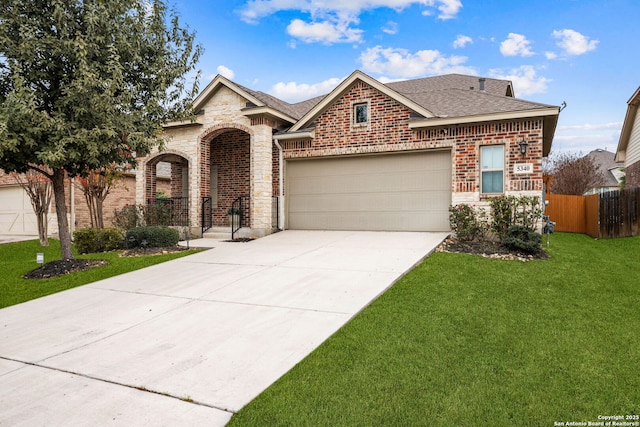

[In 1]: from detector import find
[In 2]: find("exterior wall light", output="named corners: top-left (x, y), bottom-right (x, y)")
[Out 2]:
top-left (519, 139), bottom-right (529, 156)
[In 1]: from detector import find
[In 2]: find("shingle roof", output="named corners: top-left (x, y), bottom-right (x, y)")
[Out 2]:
top-left (239, 72), bottom-right (552, 122)
top-left (401, 88), bottom-right (555, 119)
top-left (386, 74), bottom-right (513, 97)
top-left (585, 149), bottom-right (622, 187)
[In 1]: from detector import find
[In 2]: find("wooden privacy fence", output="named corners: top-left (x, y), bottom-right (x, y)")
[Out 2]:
top-left (545, 188), bottom-right (640, 238)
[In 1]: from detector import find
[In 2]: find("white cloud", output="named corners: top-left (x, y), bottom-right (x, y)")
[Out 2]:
top-left (453, 34), bottom-right (472, 49)
top-left (287, 18), bottom-right (363, 44)
top-left (271, 77), bottom-right (343, 103)
top-left (545, 51), bottom-right (557, 60)
top-left (238, 1), bottom-right (463, 44)
top-left (436, 0), bottom-right (462, 20)
top-left (216, 65), bottom-right (235, 80)
top-left (552, 29), bottom-right (598, 56)
top-left (382, 21), bottom-right (398, 35)
top-left (489, 65), bottom-right (550, 96)
top-left (500, 33), bottom-right (534, 57)
top-left (239, 1), bottom-right (464, 23)
top-left (359, 45), bottom-right (475, 78)
top-left (558, 122), bottom-right (622, 132)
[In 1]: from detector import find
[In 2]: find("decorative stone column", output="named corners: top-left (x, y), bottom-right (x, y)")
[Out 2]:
top-left (250, 124), bottom-right (273, 236)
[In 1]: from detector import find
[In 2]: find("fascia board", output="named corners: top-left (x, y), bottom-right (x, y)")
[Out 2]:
top-left (615, 103), bottom-right (637, 162)
top-left (289, 70), bottom-right (435, 132)
top-left (193, 75), bottom-right (265, 111)
top-left (241, 106), bottom-right (296, 124)
top-left (408, 107), bottom-right (560, 129)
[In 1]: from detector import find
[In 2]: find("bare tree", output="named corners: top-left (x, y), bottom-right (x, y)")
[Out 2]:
top-left (545, 151), bottom-right (607, 195)
top-left (12, 168), bottom-right (53, 246)
top-left (76, 166), bottom-right (124, 229)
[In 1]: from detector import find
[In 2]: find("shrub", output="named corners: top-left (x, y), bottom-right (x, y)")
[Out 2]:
top-left (449, 204), bottom-right (488, 241)
top-left (489, 196), bottom-right (518, 238)
top-left (144, 200), bottom-right (173, 226)
top-left (113, 204), bottom-right (142, 230)
top-left (124, 226), bottom-right (179, 249)
top-left (100, 228), bottom-right (125, 252)
top-left (73, 227), bottom-right (124, 254)
top-left (502, 225), bottom-right (542, 254)
top-left (489, 195), bottom-right (543, 239)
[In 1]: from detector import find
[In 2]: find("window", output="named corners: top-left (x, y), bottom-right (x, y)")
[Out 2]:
top-left (354, 103), bottom-right (368, 124)
top-left (481, 145), bottom-right (504, 193)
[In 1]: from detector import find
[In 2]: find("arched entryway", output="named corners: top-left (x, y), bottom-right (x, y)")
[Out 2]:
top-left (144, 152), bottom-right (190, 226)
top-left (200, 125), bottom-right (251, 228)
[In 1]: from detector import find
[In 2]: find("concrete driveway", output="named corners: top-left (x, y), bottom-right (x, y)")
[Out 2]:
top-left (0, 230), bottom-right (447, 426)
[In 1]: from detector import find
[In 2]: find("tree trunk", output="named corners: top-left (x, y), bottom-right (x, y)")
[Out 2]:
top-left (52, 169), bottom-right (74, 259)
top-left (37, 211), bottom-right (48, 246)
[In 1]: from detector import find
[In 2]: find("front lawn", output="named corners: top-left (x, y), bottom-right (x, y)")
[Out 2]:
top-left (229, 233), bottom-right (640, 426)
top-left (0, 239), bottom-right (199, 309)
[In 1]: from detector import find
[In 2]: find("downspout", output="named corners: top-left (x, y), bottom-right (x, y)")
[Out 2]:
top-left (70, 177), bottom-right (75, 237)
top-left (274, 139), bottom-right (284, 230)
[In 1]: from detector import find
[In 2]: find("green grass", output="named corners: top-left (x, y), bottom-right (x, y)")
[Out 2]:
top-left (229, 233), bottom-right (640, 426)
top-left (0, 239), bottom-right (200, 309)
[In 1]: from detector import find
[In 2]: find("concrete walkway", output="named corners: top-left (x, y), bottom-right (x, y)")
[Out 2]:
top-left (0, 230), bottom-right (447, 426)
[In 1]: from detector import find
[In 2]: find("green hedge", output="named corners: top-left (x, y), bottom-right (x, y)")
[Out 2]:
top-left (73, 227), bottom-right (125, 254)
top-left (124, 226), bottom-right (179, 249)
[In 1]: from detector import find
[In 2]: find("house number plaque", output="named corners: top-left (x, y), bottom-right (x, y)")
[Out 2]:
top-left (514, 163), bottom-right (533, 174)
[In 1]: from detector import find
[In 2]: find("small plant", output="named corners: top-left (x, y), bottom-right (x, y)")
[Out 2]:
top-left (227, 208), bottom-right (242, 216)
top-left (74, 227), bottom-right (124, 254)
top-left (449, 204), bottom-right (487, 241)
top-left (502, 225), bottom-right (542, 254)
top-left (124, 226), bottom-right (179, 249)
top-left (145, 200), bottom-right (173, 226)
top-left (113, 204), bottom-right (143, 230)
top-left (489, 195), bottom-right (543, 239)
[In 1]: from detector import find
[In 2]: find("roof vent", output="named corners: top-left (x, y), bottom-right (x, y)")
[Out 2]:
top-left (479, 78), bottom-right (486, 91)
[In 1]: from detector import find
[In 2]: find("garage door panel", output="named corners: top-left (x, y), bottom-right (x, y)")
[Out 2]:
top-left (287, 151), bottom-right (451, 231)
top-left (0, 186), bottom-right (39, 235)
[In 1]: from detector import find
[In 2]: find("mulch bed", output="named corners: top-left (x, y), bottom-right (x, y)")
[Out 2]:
top-left (437, 237), bottom-right (550, 261)
top-left (24, 259), bottom-right (108, 279)
top-left (24, 246), bottom-right (192, 279)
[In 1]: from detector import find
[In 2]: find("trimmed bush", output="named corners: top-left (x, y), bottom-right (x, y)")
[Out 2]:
top-left (73, 227), bottom-right (124, 254)
top-left (124, 226), bottom-right (179, 249)
top-left (502, 225), bottom-right (542, 254)
top-left (449, 204), bottom-right (488, 241)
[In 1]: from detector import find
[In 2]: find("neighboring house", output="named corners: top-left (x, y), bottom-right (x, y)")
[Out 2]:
top-left (137, 70), bottom-right (560, 237)
top-left (0, 170), bottom-right (59, 235)
top-left (615, 86), bottom-right (640, 188)
top-left (0, 169), bottom-right (152, 236)
top-left (583, 149), bottom-right (625, 195)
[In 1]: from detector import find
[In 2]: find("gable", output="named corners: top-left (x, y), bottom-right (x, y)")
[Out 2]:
top-left (289, 70), bottom-right (434, 132)
top-left (616, 87), bottom-right (640, 166)
top-left (312, 80), bottom-right (415, 147)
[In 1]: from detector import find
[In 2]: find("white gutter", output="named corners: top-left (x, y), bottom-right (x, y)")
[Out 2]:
top-left (408, 107), bottom-right (559, 129)
top-left (273, 139), bottom-right (284, 230)
top-left (273, 131), bottom-right (314, 140)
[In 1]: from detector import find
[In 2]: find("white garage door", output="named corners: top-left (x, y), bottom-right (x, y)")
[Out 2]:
top-left (286, 150), bottom-right (451, 231)
top-left (0, 186), bottom-right (38, 235)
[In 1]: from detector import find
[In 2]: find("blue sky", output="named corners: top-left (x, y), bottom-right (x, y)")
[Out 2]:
top-left (174, 0), bottom-right (638, 155)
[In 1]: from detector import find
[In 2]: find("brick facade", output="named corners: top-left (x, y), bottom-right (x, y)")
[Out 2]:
top-left (626, 160), bottom-right (640, 188)
top-left (208, 129), bottom-right (250, 226)
top-left (280, 81), bottom-right (544, 206)
top-left (2, 75), bottom-right (552, 237)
